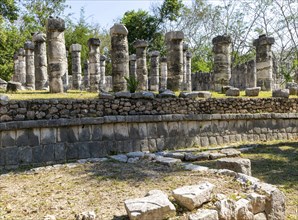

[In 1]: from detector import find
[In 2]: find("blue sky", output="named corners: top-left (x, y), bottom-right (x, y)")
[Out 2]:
top-left (64, 0), bottom-right (191, 28)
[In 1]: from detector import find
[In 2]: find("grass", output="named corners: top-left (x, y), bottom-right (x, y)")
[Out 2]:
top-left (1, 89), bottom-right (297, 100)
top-left (2, 90), bottom-right (98, 100)
top-left (194, 141), bottom-right (298, 219)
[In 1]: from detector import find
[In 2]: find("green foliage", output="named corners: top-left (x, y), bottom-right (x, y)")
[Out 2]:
top-left (121, 10), bottom-right (160, 54)
top-left (124, 76), bottom-right (139, 93)
top-left (158, 0), bottom-right (184, 22)
top-left (0, 0), bottom-right (19, 21)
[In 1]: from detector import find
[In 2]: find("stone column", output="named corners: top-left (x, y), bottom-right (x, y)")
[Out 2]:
top-left (70, 44), bottom-right (82, 90)
top-left (253, 34), bottom-right (275, 91)
top-left (160, 57), bottom-right (168, 90)
top-left (62, 49), bottom-right (69, 92)
top-left (83, 60), bottom-right (89, 90)
top-left (186, 51), bottom-right (192, 91)
top-left (24, 41), bottom-right (35, 90)
top-left (110, 23), bottom-right (129, 92)
top-left (134, 39), bottom-right (149, 90)
top-left (129, 54), bottom-right (137, 79)
top-left (212, 35), bottom-right (232, 92)
top-left (183, 43), bottom-right (188, 90)
top-left (12, 52), bottom-right (19, 82)
top-left (100, 55), bottom-right (106, 91)
top-left (46, 17), bottom-right (67, 93)
top-left (87, 38), bottom-right (101, 92)
top-left (149, 51), bottom-right (160, 91)
top-left (18, 48), bottom-right (26, 86)
top-left (32, 32), bottom-right (48, 90)
top-left (165, 31), bottom-right (184, 91)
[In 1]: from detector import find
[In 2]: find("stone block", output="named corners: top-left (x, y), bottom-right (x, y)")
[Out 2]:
top-left (272, 89), bottom-right (289, 98)
top-left (89, 141), bottom-right (108, 158)
top-left (215, 199), bottom-right (236, 220)
top-left (70, 43), bottom-right (82, 52)
top-left (226, 88), bottom-right (240, 96)
top-left (18, 146), bottom-right (32, 164)
top-left (41, 128), bottom-right (57, 144)
top-left (155, 156), bottom-right (181, 166)
top-left (114, 123), bottom-right (129, 140)
top-left (147, 123), bottom-right (157, 138)
top-left (110, 154), bottom-right (128, 163)
top-left (91, 125), bottom-right (102, 141)
top-left (179, 92), bottom-right (198, 99)
top-left (77, 142), bottom-right (91, 159)
top-left (128, 123), bottom-right (140, 139)
top-left (157, 89), bottom-right (176, 98)
top-left (42, 144), bottom-right (55, 162)
top-left (165, 31), bottom-right (184, 40)
top-left (216, 158), bottom-right (251, 175)
top-left (168, 122), bottom-right (179, 137)
top-left (209, 152), bottom-right (226, 160)
top-left (78, 125), bottom-right (91, 141)
top-left (156, 122), bottom-right (168, 137)
top-left (102, 124), bottom-right (115, 140)
top-left (99, 92), bottom-right (115, 99)
top-left (46, 17), bottom-right (65, 31)
top-left (148, 138), bottom-right (157, 152)
top-left (54, 143), bottom-right (65, 161)
top-left (5, 147), bottom-right (18, 165)
top-left (58, 127), bottom-right (78, 143)
top-left (197, 91), bottom-right (212, 99)
top-left (115, 91), bottom-right (131, 98)
top-left (124, 190), bottom-right (176, 220)
top-left (189, 209), bottom-right (219, 220)
top-left (32, 146), bottom-right (42, 164)
top-left (65, 143), bottom-right (78, 160)
top-left (1, 130), bottom-right (16, 147)
top-left (183, 164), bottom-right (209, 172)
top-left (235, 198), bottom-right (254, 220)
top-left (245, 87), bottom-right (261, 96)
top-left (220, 148), bottom-right (241, 157)
top-left (110, 23), bottom-right (128, 36)
top-left (247, 192), bottom-right (266, 214)
top-left (172, 182), bottom-right (214, 210)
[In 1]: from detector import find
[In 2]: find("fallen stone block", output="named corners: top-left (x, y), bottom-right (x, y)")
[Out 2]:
top-left (179, 92), bottom-right (198, 99)
top-left (245, 87), bottom-right (261, 97)
top-left (155, 156), bottom-right (182, 166)
top-left (172, 182), bottom-right (214, 210)
top-left (254, 182), bottom-right (285, 220)
top-left (115, 91), bottom-right (132, 98)
top-left (185, 152), bottom-right (210, 161)
top-left (127, 151), bottom-right (145, 158)
top-left (99, 92), bottom-right (115, 99)
top-left (157, 89), bottom-right (176, 98)
top-left (216, 158), bottom-right (251, 176)
top-left (221, 86), bottom-right (233, 94)
top-left (215, 199), bottom-right (236, 220)
top-left (132, 91), bottom-right (155, 99)
top-left (124, 190), bottom-right (176, 220)
top-left (189, 209), bottom-right (219, 220)
top-left (247, 192), bottom-right (266, 214)
top-left (197, 91), bottom-right (212, 99)
top-left (109, 154), bottom-right (128, 163)
top-left (209, 152), bottom-right (226, 160)
top-left (272, 89), bottom-right (289, 98)
top-left (235, 198), bottom-right (254, 220)
top-left (183, 163), bottom-right (209, 172)
top-left (163, 152), bottom-right (185, 160)
top-left (226, 87), bottom-right (240, 96)
top-left (220, 148), bottom-right (241, 157)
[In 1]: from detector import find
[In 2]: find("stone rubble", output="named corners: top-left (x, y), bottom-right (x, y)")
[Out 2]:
top-left (216, 157), bottom-right (252, 176)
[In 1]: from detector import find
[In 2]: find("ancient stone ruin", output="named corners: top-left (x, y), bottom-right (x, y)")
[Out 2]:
top-left (70, 43), bottom-right (82, 90)
top-left (24, 41), bottom-right (35, 90)
top-left (46, 17), bottom-right (67, 93)
top-left (87, 38), bottom-right (101, 92)
top-left (134, 39), bottom-right (149, 91)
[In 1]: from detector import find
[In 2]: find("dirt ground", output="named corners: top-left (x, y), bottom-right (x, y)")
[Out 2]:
top-left (0, 160), bottom-right (250, 220)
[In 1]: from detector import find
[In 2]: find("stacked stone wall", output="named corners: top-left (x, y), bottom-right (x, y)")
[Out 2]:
top-left (0, 112), bottom-right (298, 170)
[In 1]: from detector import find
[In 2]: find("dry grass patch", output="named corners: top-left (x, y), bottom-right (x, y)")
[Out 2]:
top-left (0, 160), bottom-right (249, 220)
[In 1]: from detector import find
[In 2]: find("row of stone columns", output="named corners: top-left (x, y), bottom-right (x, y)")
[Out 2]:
top-left (212, 34), bottom-right (275, 92)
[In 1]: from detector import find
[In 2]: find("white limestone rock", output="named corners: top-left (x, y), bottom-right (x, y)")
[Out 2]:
top-left (110, 154), bottom-right (128, 163)
top-left (235, 198), bottom-right (254, 220)
top-left (189, 209), bottom-right (219, 220)
top-left (172, 182), bottom-right (214, 210)
top-left (75, 211), bottom-right (96, 220)
top-left (155, 156), bottom-right (182, 166)
top-left (215, 199), bottom-right (236, 220)
top-left (124, 191), bottom-right (176, 220)
top-left (216, 158), bottom-right (251, 175)
top-left (183, 163), bottom-right (209, 172)
top-left (220, 148), bottom-right (241, 157)
top-left (247, 192), bottom-right (267, 214)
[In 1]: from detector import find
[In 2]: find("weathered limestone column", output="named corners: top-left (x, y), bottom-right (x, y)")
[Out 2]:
top-left (253, 34), bottom-right (275, 91)
top-left (186, 51), bottom-right (192, 91)
top-left (70, 44), bottom-right (82, 90)
top-left (12, 52), bottom-right (19, 82)
top-left (149, 51), bottom-right (160, 91)
top-left (83, 60), bottom-right (89, 90)
top-left (18, 48), bottom-right (26, 86)
top-left (129, 54), bottom-right (137, 79)
top-left (110, 24), bottom-right (129, 92)
top-left (32, 32), bottom-right (48, 90)
top-left (100, 55), bottom-right (106, 91)
top-left (24, 41), bottom-right (35, 90)
top-left (134, 39), bottom-right (149, 90)
top-left (165, 31), bottom-right (184, 91)
top-left (160, 57), bottom-right (168, 90)
top-left (212, 35), bottom-right (232, 92)
top-left (46, 17), bottom-right (67, 93)
top-left (62, 49), bottom-right (69, 92)
top-left (87, 38), bottom-right (101, 92)
top-left (183, 43), bottom-right (188, 90)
